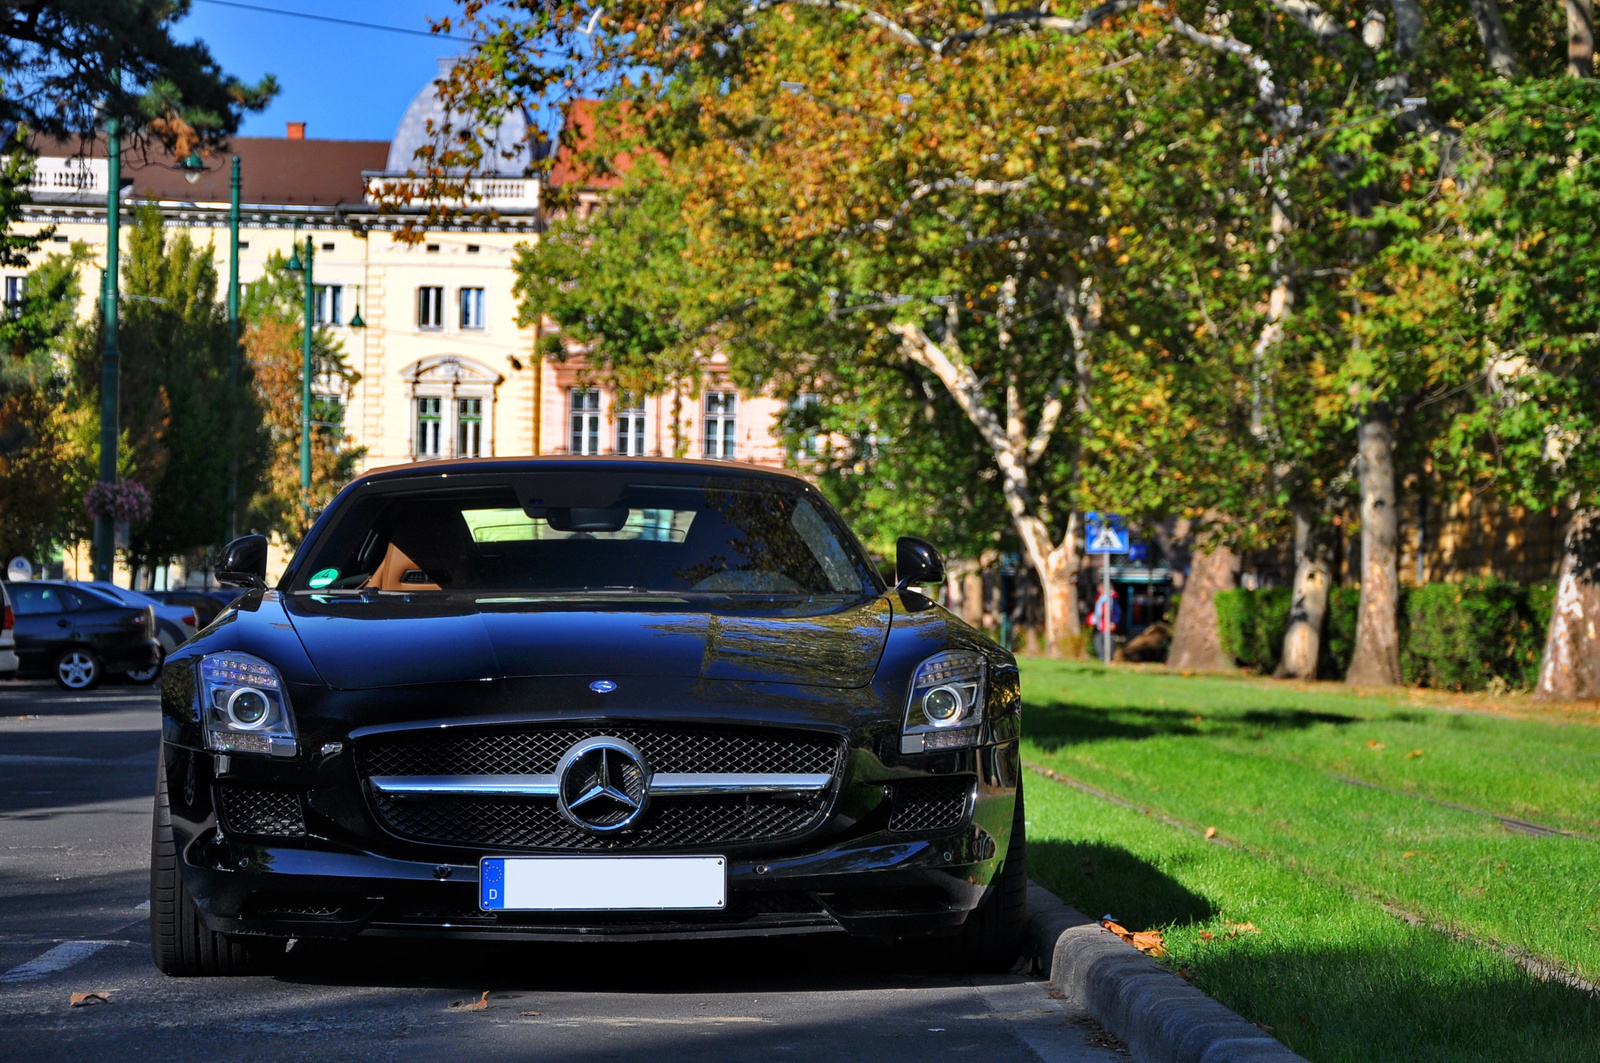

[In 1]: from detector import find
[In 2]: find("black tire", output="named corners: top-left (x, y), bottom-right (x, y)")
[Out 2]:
top-left (123, 650), bottom-right (164, 685)
top-left (55, 647), bottom-right (102, 690)
top-left (150, 762), bottom-right (274, 976)
top-left (954, 781), bottom-right (1028, 972)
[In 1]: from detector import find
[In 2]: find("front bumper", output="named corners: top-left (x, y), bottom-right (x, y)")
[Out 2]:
top-left (163, 741), bottom-right (1019, 943)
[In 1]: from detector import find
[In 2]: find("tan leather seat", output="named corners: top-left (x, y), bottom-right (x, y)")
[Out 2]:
top-left (363, 543), bottom-right (440, 591)
top-left (360, 511), bottom-right (478, 591)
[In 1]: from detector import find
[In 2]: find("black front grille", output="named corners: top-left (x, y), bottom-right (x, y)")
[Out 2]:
top-left (219, 787), bottom-right (306, 838)
top-left (358, 724), bottom-right (845, 852)
top-left (358, 724), bottom-right (841, 778)
top-left (887, 777), bottom-right (972, 833)
top-left (372, 791), bottom-right (828, 851)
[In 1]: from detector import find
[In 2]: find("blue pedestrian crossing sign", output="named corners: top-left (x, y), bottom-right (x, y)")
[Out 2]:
top-left (1085, 512), bottom-right (1129, 555)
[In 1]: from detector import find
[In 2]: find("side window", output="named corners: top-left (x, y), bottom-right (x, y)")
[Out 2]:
top-left (9, 585), bottom-right (64, 615)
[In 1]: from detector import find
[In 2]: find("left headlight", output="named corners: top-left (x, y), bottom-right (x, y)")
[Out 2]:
top-left (199, 651), bottom-right (297, 757)
top-left (901, 649), bottom-right (986, 754)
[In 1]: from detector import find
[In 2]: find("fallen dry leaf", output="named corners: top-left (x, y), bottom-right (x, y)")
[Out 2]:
top-left (1176, 966), bottom-right (1195, 982)
top-left (1407, 749), bottom-right (1424, 759)
top-left (1100, 919), bottom-right (1167, 957)
top-left (1192, 715), bottom-right (1203, 723)
top-left (448, 991), bottom-right (490, 1012)
top-left (1255, 1021), bottom-right (1275, 1033)
top-left (1199, 931), bottom-right (1214, 942)
top-left (1204, 826), bottom-right (1217, 839)
top-left (1403, 851), bottom-right (1417, 858)
top-left (69, 992), bottom-right (110, 1007)
top-left (1225, 921), bottom-right (1260, 935)
top-left (1367, 740), bottom-right (1386, 750)
top-left (519, 1010), bottom-right (541, 1016)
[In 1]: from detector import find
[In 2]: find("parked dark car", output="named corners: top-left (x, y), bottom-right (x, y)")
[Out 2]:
top-left (8, 581), bottom-right (162, 689)
top-left (150, 459), bottom-right (1023, 977)
top-left (147, 589), bottom-right (244, 628)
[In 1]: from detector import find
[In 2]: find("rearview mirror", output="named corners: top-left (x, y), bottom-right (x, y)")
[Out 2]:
top-left (217, 535), bottom-right (269, 589)
top-left (895, 536), bottom-right (945, 590)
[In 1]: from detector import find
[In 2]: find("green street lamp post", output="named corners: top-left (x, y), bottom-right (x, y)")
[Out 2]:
top-left (94, 112), bottom-right (123, 582)
top-left (226, 156), bottom-right (241, 541)
top-left (287, 236), bottom-right (314, 521)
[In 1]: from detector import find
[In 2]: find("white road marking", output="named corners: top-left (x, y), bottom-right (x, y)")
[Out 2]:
top-left (0, 940), bottom-right (118, 984)
top-left (134, 900), bottom-right (150, 911)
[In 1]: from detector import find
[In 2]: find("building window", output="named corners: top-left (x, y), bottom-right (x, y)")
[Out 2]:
top-left (415, 397), bottom-right (442, 457)
top-left (457, 398), bottom-right (483, 457)
top-left (569, 388), bottom-right (601, 455)
top-left (314, 284), bottom-right (342, 325)
top-left (616, 393), bottom-right (647, 456)
top-left (417, 286), bottom-right (444, 329)
top-left (703, 391), bottom-right (737, 459)
top-left (3, 276), bottom-right (22, 312)
top-left (459, 287), bottom-right (486, 330)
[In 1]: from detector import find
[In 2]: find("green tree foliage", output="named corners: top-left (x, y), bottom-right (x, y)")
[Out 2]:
top-left (0, 0), bottom-right (275, 150)
top-left (0, 242), bottom-right (91, 560)
top-left (66, 206), bottom-right (270, 573)
top-left (240, 252), bottom-right (363, 543)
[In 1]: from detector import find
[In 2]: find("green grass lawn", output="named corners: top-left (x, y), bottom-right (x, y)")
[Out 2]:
top-left (1019, 660), bottom-right (1600, 1063)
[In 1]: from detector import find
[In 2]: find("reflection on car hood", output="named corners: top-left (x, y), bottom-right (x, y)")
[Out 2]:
top-left (282, 595), bottom-right (892, 690)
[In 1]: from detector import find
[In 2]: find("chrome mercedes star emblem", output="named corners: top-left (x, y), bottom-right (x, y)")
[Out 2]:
top-left (555, 737), bottom-right (651, 834)
top-left (589, 679), bottom-right (617, 694)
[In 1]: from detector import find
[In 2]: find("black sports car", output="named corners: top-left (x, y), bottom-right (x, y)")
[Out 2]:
top-left (150, 458), bottom-right (1023, 975)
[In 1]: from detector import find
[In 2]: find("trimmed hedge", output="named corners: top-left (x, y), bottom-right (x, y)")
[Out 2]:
top-left (1216, 578), bottom-right (1551, 691)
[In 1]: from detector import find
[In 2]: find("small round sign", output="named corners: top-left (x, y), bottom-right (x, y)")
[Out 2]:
top-left (7, 557), bottom-right (31, 581)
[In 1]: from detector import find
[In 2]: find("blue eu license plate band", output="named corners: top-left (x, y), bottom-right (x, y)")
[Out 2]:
top-left (479, 855), bottom-right (727, 911)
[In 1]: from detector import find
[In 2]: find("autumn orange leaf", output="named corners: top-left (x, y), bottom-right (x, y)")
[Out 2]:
top-left (1100, 919), bottom-right (1168, 957)
top-left (1204, 826), bottom-right (1217, 839)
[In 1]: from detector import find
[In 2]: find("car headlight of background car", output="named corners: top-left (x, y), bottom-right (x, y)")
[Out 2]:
top-left (199, 651), bottom-right (298, 757)
top-left (900, 650), bottom-right (986, 754)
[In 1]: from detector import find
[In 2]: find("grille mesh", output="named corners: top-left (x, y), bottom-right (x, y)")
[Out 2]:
top-left (358, 725), bottom-right (841, 778)
top-left (219, 787), bottom-right (306, 838)
top-left (372, 792), bottom-right (827, 851)
top-left (887, 777), bottom-right (972, 833)
top-left (358, 724), bottom-right (845, 852)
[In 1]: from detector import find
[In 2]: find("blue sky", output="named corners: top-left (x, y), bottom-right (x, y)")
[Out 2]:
top-left (177, 0), bottom-right (472, 142)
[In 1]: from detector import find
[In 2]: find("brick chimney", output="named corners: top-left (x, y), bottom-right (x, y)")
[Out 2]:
top-left (286, 122), bottom-right (306, 140)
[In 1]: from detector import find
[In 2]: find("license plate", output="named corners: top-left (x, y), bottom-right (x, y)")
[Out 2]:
top-left (479, 856), bottom-right (727, 911)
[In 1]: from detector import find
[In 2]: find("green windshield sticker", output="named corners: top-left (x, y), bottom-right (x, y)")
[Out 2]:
top-left (308, 568), bottom-right (340, 589)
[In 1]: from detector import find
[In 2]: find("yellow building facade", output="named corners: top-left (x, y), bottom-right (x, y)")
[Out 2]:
top-left (14, 74), bottom-right (787, 585)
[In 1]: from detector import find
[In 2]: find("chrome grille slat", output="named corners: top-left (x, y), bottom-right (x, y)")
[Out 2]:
top-left (357, 725), bottom-right (845, 851)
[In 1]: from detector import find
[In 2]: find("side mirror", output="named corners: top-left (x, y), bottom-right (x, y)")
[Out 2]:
top-left (895, 536), bottom-right (945, 590)
top-left (217, 535), bottom-right (269, 589)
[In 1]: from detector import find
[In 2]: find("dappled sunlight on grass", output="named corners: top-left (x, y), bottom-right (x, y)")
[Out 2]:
top-left (1027, 779), bottom-right (1600, 1063)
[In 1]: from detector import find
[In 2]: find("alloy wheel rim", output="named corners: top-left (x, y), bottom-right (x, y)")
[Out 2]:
top-left (58, 652), bottom-right (94, 688)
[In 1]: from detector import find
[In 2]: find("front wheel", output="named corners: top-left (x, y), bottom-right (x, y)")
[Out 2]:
top-left (150, 762), bottom-right (277, 976)
top-left (55, 648), bottom-right (102, 690)
top-left (953, 783), bottom-right (1028, 972)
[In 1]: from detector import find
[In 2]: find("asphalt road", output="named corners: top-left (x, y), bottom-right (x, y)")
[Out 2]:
top-left (0, 679), bottom-right (1129, 1063)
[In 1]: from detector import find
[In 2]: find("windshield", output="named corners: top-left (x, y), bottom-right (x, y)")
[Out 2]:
top-left (291, 471), bottom-right (878, 600)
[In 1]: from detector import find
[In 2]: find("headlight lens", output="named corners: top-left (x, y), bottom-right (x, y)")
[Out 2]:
top-left (199, 652), bottom-right (297, 757)
top-left (901, 650), bottom-right (986, 754)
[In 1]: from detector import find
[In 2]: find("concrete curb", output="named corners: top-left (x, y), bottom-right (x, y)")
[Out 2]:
top-left (1027, 883), bottom-right (1308, 1063)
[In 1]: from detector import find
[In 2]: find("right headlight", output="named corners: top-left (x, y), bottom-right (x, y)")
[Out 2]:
top-left (900, 649), bottom-right (986, 754)
top-left (199, 651), bottom-right (298, 757)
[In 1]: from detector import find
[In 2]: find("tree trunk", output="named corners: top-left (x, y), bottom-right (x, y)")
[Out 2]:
top-left (1017, 511), bottom-right (1082, 656)
top-left (1276, 503), bottom-right (1333, 679)
top-left (1346, 405), bottom-right (1403, 686)
top-left (1467, 0), bottom-right (1520, 78)
top-left (1167, 542), bottom-right (1240, 671)
top-left (1535, 509), bottom-right (1600, 699)
top-left (1571, 0), bottom-right (1595, 77)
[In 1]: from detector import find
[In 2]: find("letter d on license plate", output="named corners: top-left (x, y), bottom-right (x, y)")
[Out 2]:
top-left (480, 856), bottom-right (726, 911)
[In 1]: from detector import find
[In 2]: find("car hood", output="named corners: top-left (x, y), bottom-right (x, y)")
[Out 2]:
top-left (281, 595), bottom-right (893, 691)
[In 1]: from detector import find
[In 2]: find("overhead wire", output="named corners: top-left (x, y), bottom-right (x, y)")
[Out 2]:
top-left (191, 0), bottom-right (475, 42)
